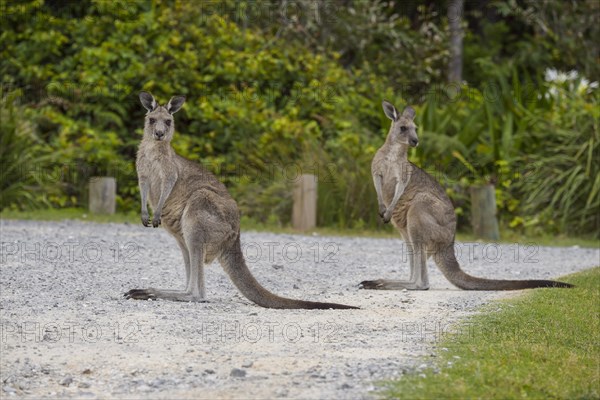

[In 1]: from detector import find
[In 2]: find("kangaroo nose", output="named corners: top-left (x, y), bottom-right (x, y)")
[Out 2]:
top-left (410, 138), bottom-right (419, 147)
top-left (155, 131), bottom-right (165, 140)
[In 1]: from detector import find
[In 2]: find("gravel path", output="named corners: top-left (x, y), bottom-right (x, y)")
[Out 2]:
top-left (1, 219), bottom-right (598, 399)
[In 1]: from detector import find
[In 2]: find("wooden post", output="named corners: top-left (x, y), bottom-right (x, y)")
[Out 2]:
top-left (470, 184), bottom-right (500, 241)
top-left (89, 177), bottom-right (116, 214)
top-left (292, 174), bottom-right (317, 231)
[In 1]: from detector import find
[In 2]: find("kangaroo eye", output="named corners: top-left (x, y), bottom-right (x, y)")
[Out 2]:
top-left (400, 126), bottom-right (408, 132)
top-left (165, 120), bottom-right (171, 126)
top-left (149, 118), bottom-right (156, 124)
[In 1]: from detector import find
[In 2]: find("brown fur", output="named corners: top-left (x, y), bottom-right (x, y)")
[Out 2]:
top-left (124, 92), bottom-right (358, 309)
top-left (361, 100), bottom-right (573, 291)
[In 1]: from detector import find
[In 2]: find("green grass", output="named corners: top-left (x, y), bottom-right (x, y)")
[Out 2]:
top-left (382, 267), bottom-right (600, 399)
top-left (455, 230), bottom-right (599, 249)
top-left (1, 208), bottom-right (598, 248)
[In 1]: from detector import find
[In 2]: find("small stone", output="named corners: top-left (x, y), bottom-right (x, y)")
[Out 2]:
top-left (293, 284), bottom-right (299, 289)
top-left (137, 384), bottom-right (151, 392)
top-left (204, 369), bottom-right (215, 375)
top-left (2, 386), bottom-right (16, 394)
top-left (82, 368), bottom-right (92, 375)
top-left (272, 264), bottom-right (284, 270)
top-left (59, 377), bottom-right (73, 386)
top-left (186, 366), bottom-right (193, 373)
top-left (341, 383), bottom-right (352, 389)
top-left (230, 368), bottom-right (246, 378)
top-left (78, 382), bottom-right (91, 389)
top-left (149, 378), bottom-right (166, 387)
top-left (241, 361), bottom-right (253, 368)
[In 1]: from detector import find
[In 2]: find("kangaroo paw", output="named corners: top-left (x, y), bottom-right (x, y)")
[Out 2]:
top-left (124, 288), bottom-right (157, 300)
top-left (359, 280), bottom-right (386, 290)
top-left (359, 280), bottom-right (429, 290)
top-left (124, 288), bottom-right (209, 302)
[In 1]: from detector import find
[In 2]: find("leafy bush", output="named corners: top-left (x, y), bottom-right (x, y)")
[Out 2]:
top-left (413, 68), bottom-right (599, 237)
top-left (512, 71), bottom-right (599, 236)
top-left (1, 0), bottom-right (598, 237)
top-left (0, 0), bottom-right (395, 228)
top-left (0, 91), bottom-right (56, 210)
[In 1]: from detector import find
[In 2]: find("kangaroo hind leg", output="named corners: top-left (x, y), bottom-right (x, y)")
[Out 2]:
top-left (360, 206), bottom-right (430, 290)
top-left (359, 241), bottom-right (428, 290)
top-left (124, 233), bottom-right (207, 302)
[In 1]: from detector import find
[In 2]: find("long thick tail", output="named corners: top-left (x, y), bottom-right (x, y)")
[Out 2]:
top-left (219, 235), bottom-right (358, 309)
top-left (433, 244), bottom-right (573, 290)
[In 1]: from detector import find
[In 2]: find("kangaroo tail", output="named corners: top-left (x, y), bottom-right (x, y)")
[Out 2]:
top-left (219, 235), bottom-right (358, 309)
top-left (433, 244), bottom-right (573, 290)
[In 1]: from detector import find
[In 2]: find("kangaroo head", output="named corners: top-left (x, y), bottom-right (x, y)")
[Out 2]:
top-left (139, 92), bottom-right (186, 142)
top-left (382, 100), bottom-right (418, 147)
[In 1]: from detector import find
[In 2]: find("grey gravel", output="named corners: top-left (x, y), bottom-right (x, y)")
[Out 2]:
top-left (230, 368), bottom-right (247, 378)
top-left (59, 377), bottom-right (73, 387)
top-left (1, 219), bottom-right (598, 399)
top-left (3, 386), bottom-right (17, 393)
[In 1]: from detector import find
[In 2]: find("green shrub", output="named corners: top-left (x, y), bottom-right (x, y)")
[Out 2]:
top-left (1, 0), bottom-right (598, 237)
top-left (0, 91), bottom-right (56, 210)
top-left (0, 0), bottom-right (393, 228)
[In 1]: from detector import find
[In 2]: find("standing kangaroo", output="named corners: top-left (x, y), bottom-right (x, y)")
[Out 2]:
top-left (360, 100), bottom-right (572, 291)
top-left (125, 92), bottom-right (357, 309)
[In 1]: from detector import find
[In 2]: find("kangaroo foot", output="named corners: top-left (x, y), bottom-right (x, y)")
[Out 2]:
top-left (124, 288), bottom-right (208, 302)
top-left (359, 280), bottom-right (429, 290)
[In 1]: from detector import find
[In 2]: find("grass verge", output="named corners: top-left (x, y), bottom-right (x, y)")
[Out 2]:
top-left (382, 267), bottom-right (600, 399)
top-left (1, 208), bottom-right (598, 247)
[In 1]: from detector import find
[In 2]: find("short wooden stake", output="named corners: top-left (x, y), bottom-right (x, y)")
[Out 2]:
top-left (470, 184), bottom-right (500, 240)
top-left (89, 176), bottom-right (116, 214)
top-left (292, 174), bottom-right (317, 231)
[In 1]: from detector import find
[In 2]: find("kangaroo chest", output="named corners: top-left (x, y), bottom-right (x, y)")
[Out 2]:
top-left (381, 162), bottom-right (412, 204)
top-left (136, 146), bottom-right (178, 208)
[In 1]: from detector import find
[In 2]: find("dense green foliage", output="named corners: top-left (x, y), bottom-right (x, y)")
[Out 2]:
top-left (0, 91), bottom-right (55, 210)
top-left (1, 0), bottom-right (598, 237)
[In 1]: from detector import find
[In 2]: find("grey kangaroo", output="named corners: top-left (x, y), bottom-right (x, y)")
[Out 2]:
top-left (125, 92), bottom-right (357, 309)
top-left (360, 100), bottom-right (572, 291)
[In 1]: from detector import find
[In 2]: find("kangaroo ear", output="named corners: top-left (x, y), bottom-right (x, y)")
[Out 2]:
top-left (167, 95), bottom-right (186, 114)
top-left (139, 92), bottom-right (158, 112)
top-left (402, 106), bottom-right (416, 120)
top-left (382, 100), bottom-right (399, 121)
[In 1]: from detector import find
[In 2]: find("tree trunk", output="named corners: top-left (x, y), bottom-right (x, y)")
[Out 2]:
top-left (448, 0), bottom-right (464, 83)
